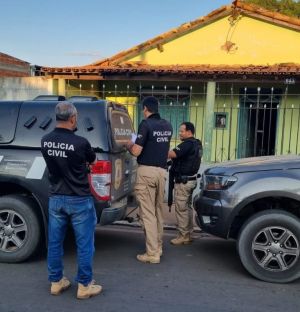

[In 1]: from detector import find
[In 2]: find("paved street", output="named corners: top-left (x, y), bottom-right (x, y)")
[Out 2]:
top-left (0, 225), bottom-right (299, 312)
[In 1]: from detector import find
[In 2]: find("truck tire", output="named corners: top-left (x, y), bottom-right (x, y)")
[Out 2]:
top-left (0, 195), bottom-right (41, 263)
top-left (237, 210), bottom-right (300, 283)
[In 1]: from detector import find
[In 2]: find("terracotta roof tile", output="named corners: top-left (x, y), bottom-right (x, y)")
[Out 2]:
top-left (42, 63), bottom-right (300, 76)
top-left (0, 52), bottom-right (29, 66)
top-left (0, 52), bottom-right (30, 77)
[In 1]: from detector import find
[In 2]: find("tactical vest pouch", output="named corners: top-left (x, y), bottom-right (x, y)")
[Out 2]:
top-left (190, 139), bottom-right (202, 175)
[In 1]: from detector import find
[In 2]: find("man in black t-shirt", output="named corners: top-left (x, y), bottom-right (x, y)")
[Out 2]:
top-left (41, 102), bottom-right (101, 299)
top-left (126, 96), bottom-right (172, 264)
top-left (168, 122), bottom-right (202, 245)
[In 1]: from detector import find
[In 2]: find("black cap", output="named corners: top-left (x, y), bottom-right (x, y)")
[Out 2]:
top-left (142, 96), bottom-right (159, 113)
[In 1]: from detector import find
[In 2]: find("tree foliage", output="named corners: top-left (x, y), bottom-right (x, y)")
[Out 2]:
top-left (244, 0), bottom-right (300, 18)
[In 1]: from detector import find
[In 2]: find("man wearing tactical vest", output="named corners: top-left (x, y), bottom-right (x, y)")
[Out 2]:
top-left (168, 122), bottom-right (202, 245)
top-left (126, 96), bottom-right (172, 264)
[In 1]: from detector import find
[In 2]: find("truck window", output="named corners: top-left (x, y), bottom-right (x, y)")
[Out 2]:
top-left (110, 110), bottom-right (134, 146)
top-left (13, 101), bottom-right (110, 151)
top-left (0, 102), bottom-right (21, 144)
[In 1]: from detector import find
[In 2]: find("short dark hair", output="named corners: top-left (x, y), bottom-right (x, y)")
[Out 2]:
top-left (142, 96), bottom-right (159, 113)
top-left (181, 121), bottom-right (195, 134)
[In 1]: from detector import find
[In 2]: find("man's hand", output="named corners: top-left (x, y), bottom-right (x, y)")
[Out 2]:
top-left (125, 140), bottom-right (143, 157)
top-left (168, 150), bottom-right (177, 159)
top-left (125, 140), bottom-right (134, 151)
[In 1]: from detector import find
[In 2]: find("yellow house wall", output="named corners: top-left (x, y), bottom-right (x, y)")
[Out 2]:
top-left (210, 95), bottom-right (239, 162)
top-left (58, 78), bottom-right (300, 161)
top-left (209, 88), bottom-right (300, 161)
top-left (128, 16), bottom-right (300, 65)
top-left (105, 96), bottom-right (138, 128)
top-left (276, 98), bottom-right (300, 155)
top-left (189, 97), bottom-right (206, 143)
top-left (104, 89), bottom-right (300, 164)
top-left (65, 80), bottom-right (99, 98)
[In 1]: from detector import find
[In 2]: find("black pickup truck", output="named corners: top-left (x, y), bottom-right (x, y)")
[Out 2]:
top-left (194, 155), bottom-right (300, 283)
top-left (0, 99), bottom-right (137, 263)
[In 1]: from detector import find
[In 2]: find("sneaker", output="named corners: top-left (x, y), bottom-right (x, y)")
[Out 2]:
top-left (170, 235), bottom-right (193, 245)
top-left (77, 280), bottom-right (102, 299)
top-left (50, 277), bottom-right (71, 295)
top-left (136, 253), bottom-right (160, 264)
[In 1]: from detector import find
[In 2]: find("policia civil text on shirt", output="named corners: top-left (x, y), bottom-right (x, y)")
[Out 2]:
top-left (41, 101), bottom-right (102, 299)
top-left (126, 96), bottom-right (172, 264)
top-left (168, 121), bottom-right (202, 245)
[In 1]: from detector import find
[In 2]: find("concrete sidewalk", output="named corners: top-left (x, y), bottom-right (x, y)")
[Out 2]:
top-left (116, 203), bottom-right (202, 232)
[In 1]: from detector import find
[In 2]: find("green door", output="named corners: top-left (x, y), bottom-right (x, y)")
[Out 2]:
top-left (137, 96), bottom-right (189, 140)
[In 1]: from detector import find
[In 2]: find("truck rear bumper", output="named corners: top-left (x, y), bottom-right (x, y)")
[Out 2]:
top-left (95, 197), bottom-right (127, 225)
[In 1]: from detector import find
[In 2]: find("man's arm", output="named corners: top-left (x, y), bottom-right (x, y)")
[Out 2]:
top-left (168, 141), bottom-right (191, 159)
top-left (85, 140), bottom-right (96, 164)
top-left (126, 141), bottom-right (143, 157)
top-left (168, 150), bottom-right (177, 159)
top-left (125, 120), bottom-right (148, 157)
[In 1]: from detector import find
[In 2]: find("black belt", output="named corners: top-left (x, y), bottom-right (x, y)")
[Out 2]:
top-left (186, 176), bottom-right (197, 181)
top-left (174, 175), bottom-right (198, 184)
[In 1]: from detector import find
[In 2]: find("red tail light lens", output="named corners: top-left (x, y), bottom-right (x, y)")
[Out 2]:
top-left (89, 160), bottom-right (111, 201)
top-left (90, 160), bottom-right (112, 174)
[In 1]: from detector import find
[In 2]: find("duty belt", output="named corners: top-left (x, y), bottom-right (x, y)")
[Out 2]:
top-left (174, 174), bottom-right (200, 184)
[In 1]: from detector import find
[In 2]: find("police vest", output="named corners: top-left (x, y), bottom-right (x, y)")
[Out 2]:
top-left (137, 117), bottom-right (173, 168)
top-left (171, 138), bottom-right (202, 176)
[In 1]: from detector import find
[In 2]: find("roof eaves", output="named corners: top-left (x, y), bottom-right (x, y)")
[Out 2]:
top-left (41, 63), bottom-right (300, 76)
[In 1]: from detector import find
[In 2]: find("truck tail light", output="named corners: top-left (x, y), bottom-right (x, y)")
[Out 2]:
top-left (89, 160), bottom-right (111, 201)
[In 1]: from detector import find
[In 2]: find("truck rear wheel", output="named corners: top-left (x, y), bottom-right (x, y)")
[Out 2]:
top-left (0, 195), bottom-right (41, 263)
top-left (237, 210), bottom-right (300, 283)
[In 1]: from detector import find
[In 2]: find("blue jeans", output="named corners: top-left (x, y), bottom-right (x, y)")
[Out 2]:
top-left (48, 195), bottom-right (97, 286)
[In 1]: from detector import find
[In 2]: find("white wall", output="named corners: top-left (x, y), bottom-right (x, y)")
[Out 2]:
top-left (0, 77), bottom-right (53, 100)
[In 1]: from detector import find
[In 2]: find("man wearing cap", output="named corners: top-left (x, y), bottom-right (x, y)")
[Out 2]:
top-left (126, 96), bottom-right (172, 264)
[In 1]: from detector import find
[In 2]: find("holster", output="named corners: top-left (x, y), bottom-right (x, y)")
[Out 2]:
top-left (174, 175), bottom-right (188, 184)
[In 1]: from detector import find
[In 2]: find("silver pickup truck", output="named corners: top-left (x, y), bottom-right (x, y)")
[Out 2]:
top-left (194, 155), bottom-right (300, 283)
